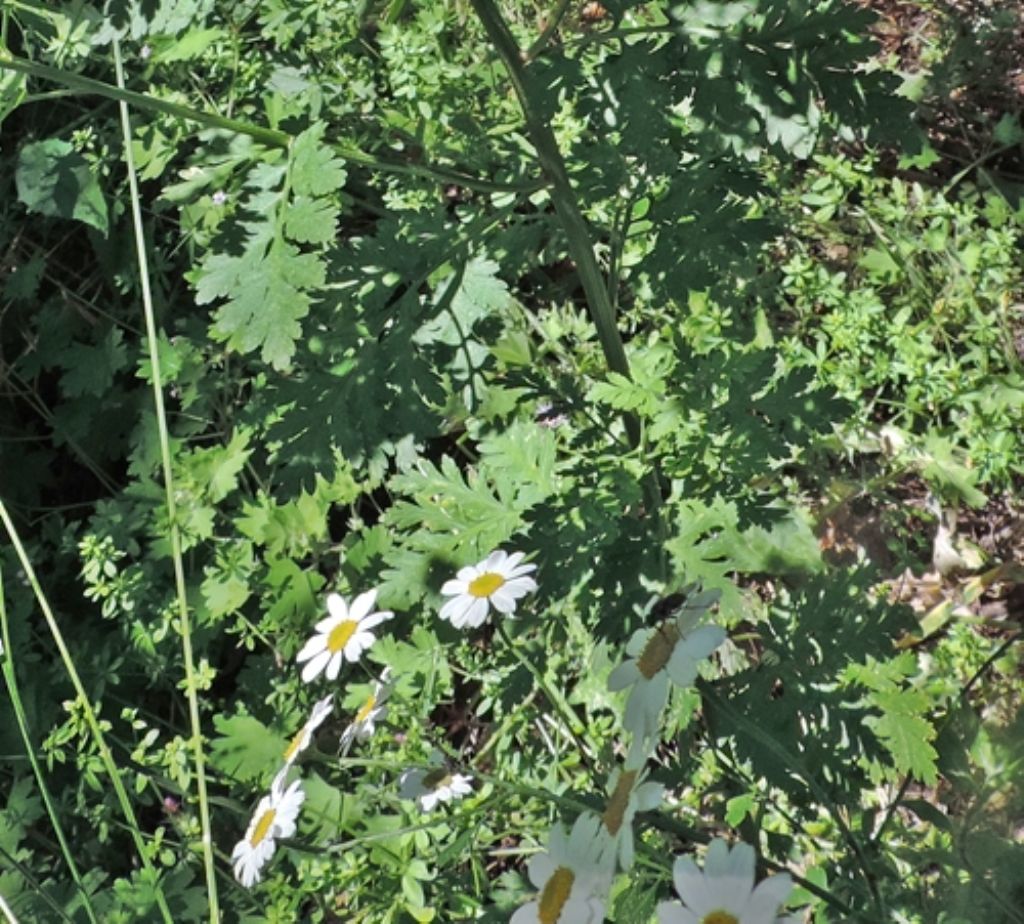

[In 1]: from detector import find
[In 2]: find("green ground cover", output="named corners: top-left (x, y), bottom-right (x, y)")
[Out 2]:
top-left (0, 1), bottom-right (1021, 922)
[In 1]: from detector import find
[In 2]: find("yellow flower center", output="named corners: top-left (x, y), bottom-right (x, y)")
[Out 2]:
top-left (538, 866), bottom-right (575, 924)
top-left (636, 621), bottom-right (681, 679)
top-left (602, 769), bottom-right (637, 835)
top-left (250, 807), bottom-right (276, 847)
top-left (355, 693), bottom-right (377, 723)
top-left (422, 768), bottom-right (452, 790)
top-left (468, 572), bottom-right (505, 598)
top-left (701, 913), bottom-right (739, 924)
top-left (283, 729), bottom-right (306, 762)
top-left (326, 619), bottom-right (359, 654)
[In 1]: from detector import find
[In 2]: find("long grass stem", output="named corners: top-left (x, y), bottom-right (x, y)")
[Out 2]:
top-left (112, 38), bottom-right (221, 922)
top-left (0, 501), bottom-right (174, 922)
top-left (0, 572), bottom-right (99, 924)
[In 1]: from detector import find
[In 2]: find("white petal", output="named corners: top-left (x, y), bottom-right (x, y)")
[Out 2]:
top-left (296, 634), bottom-right (327, 663)
top-left (489, 587), bottom-right (519, 613)
top-left (657, 901), bottom-right (699, 924)
top-left (673, 856), bottom-right (718, 915)
top-left (625, 628), bottom-right (650, 657)
top-left (607, 660), bottom-right (641, 691)
top-left (359, 610), bottom-right (393, 631)
top-left (343, 629), bottom-right (373, 662)
top-left (456, 565), bottom-right (478, 582)
top-left (484, 549), bottom-right (507, 570)
top-left (325, 651), bottom-right (344, 680)
top-left (510, 901), bottom-right (540, 924)
top-left (314, 613), bottom-right (340, 633)
top-left (527, 853), bottom-right (556, 889)
top-left (301, 649), bottom-right (331, 684)
top-left (348, 589), bottom-right (378, 622)
top-left (441, 578), bottom-right (467, 596)
top-left (677, 624), bottom-right (727, 661)
top-left (503, 551), bottom-right (526, 570)
top-left (469, 596), bottom-right (495, 627)
top-left (504, 575), bottom-right (538, 597)
top-left (326, 593), bottom-right (348, 621)
top-left (742, 873), bottom-right (793, 921)
top-left (441, 594), bottom-right (476, 626)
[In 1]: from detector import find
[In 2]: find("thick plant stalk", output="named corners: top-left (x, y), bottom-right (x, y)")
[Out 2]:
top-left (0, 54), bottom-right (532, 194)
top-left (469, 0), bottom-right (641, 447)
top-left (112, 40), bottom-right (220, 921)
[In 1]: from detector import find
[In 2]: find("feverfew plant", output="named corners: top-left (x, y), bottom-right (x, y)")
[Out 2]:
top-left (1, 1), bottom-right (1019, 923)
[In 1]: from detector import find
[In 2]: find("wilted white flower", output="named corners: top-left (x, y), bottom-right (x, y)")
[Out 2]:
top-left (296, 590), bottom-right (392, 684)
top-left (340, 668), bottom-right (392, 754)
top-left (231, 778), bottom-right (305, 888)
top-left (440, 550), bottom-right (537, 629)
top-left (281, 695), bottom-right (333, 767)
top-left (608, 588), bottom-right (726, 739)
top-left (399, 766), bottom-right (473, 811)
top-left (511, 814), bottom-right (612, 924)
top-left (657, 838), bottom-right (793, 924)
top-left (598, 758), bottom-right (664, 871)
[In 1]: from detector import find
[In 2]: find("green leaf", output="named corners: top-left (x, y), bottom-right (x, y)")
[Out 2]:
top-left (867, 695), bottom-right (939, 786)
top-left (209, 714), bottom-right (285, 783)
top-left (58, 327), bottom-right (129, 397)
top-left (16, 138), bottom-right (109, 234)
top-left (198, 237), bottom-right (325, 370)
top-left (285, 194), bottom-right (339, 244)
top-left (291, 123), bottom-right (347, 197)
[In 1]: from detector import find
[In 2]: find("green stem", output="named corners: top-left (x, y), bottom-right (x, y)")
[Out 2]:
top-left (0, 574), bottom-right (99, 924)
top-left (111, 39), bottom-right (220, 923)
top-left (0, 501), bottom-right (174, 923)
top-left (469, 0), bottom-right (640, 447)
top-left (0, 53), bottom-right (537, 194)
top-left (495, 622), bottom-right (591, 752)
top-left (524, 0), bottom-right (574, 62)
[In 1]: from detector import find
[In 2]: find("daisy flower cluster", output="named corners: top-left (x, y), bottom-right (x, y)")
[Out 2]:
top-left (232, 588), bottom-right (394, 887)
top-left (506, 583), bottom-right (802, 923)
top-left (232, 550), bottom-right (538, 889)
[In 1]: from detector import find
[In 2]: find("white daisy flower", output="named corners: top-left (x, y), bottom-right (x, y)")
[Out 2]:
top-left (399, 766), bottom-right (473, 811)
top-left (439, 550), bottom-right (537, 629)
top-left (608, 588), bottom-right (726, 740)
top-left (657, 838), bottom-right (793, 924)
top-left (511, 814), bottom-right (612, 924)
top-left (340, 668), bottom-right (392, 754)
top-left (281, 694), bottom-right (334, 767)
top-left (598, 759), bottom-right (664, 871)
top-left (231, 778), bottom-right (305, 888)
top-left (296, 589), bottom-right (393, 684)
